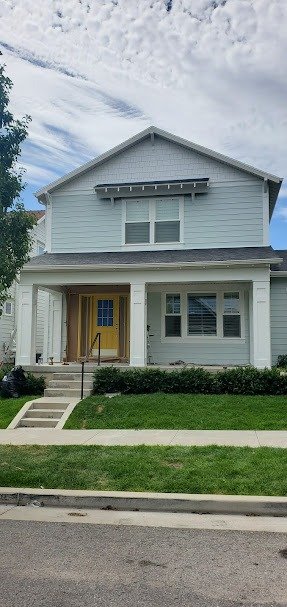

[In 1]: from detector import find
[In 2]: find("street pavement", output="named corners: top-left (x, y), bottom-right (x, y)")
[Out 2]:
top-left (0, 517), bottom-right (287, 606)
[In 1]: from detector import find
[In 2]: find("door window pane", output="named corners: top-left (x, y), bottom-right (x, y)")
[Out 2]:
top-left (97, 300), bottom-right (113, 327)
top-left (188, 294), bottom-right (217, 335)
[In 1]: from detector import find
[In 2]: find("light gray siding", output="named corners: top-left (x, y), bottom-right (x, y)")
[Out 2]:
top-left (271, 277), bottom-right (287, 365)
top-left (147, 291), bottom-right (250, 366)
top-left (184, 183), bottom-right (263, 248)
top-left (51, 193), bottom-right (122, 252)
top-left (50, 136), bottom-right (264, 253)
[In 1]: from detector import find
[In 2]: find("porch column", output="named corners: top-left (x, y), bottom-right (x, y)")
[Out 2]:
top-left (16, 284), bottom-right (37, 365)
top-left (48, 291), bottom-right (63, 363)
top-left (250, 280), bottom-right (271, 368)
top-left (130, 282), bottom-right (147, 366)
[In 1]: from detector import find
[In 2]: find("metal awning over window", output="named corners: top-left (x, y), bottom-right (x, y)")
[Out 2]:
top-left (95, 178), bottom-right (209, 200)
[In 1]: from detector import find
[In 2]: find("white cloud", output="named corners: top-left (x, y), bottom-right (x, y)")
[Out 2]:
top-left (0, 0), bottom-right (286, 197)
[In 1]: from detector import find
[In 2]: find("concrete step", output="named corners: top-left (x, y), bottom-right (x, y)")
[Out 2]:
top-left (48, 380), bottom-right (93, 389)
top-left (30, 401), bottom-right (68, 410)
top-left (18, 418), bottom-right (58, 428)
top-left (44, 388), bottom-right (91, 398)
top-left (52, 373), bottom-right (94, 381)
top-left (24, 409), bottom-right (64, 420)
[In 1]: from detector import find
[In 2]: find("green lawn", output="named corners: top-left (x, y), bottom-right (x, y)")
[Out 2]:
top-left (0, 444), bottom-right (286, 495)
top-left (65, 393), bottom-right (287, 430)
top-left (0, 396), bottom-right (36, 428)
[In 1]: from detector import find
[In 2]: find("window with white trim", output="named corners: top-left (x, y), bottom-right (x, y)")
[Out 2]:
top-left (125, 197), bottom-right (182, 245)
top-left (223, 292), bottom-right (241, 337)
top-left (4, 301), bottom-right (13, 316)
top-left (163, 290), bottom-right (243, 339)
top-left (188, 294), bottom-right (217, 336)
top-left (165, 294), bottom-right (181, 337)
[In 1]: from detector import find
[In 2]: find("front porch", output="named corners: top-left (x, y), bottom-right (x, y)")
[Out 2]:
top-left (16, 262), bottom-right (272, 370)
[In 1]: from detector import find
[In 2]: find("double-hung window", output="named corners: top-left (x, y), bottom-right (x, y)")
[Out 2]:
top-left (165, 294), bottom-right (181, 337)
top-left (4, 301), bottom-right (13, 316)
top-left (223, 292), bottom-right (241, 337)
top-left (125, 198), bottom-right (182, 245)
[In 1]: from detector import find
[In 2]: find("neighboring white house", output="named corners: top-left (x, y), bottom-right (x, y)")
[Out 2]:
top-left (15, 126), bottom-right (287, 369)
top-left (0, 211), bottom-right (46, 364)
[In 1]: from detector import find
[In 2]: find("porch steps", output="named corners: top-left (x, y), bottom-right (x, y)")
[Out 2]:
top-left (17, 399), bottom-right (68, 428)
top-left (9, 397), bottom-right (80, 429)
top-left (44, 372), bottom-right (94, 398)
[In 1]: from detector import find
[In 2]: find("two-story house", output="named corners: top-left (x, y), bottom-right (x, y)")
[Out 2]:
top-left (15, 127), bottom-right (286, 369)
top-left (0, 211), bottom-right (47, 364)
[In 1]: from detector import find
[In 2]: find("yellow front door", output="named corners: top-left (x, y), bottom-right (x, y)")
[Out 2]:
top-left (91, 295), bottom-right (119, 358)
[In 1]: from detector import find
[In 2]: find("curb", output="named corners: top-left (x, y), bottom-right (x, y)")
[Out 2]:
top-left (1, 488), bottom-right (287, 517)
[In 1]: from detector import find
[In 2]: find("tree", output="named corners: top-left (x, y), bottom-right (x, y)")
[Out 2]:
top-left (0, 57), bottom-right (35, 313)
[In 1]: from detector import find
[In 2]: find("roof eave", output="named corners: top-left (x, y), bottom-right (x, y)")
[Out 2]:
top-left (34, 126), bottom-right (283, 199)
top-left (22, 257), bottom-right (283, 273)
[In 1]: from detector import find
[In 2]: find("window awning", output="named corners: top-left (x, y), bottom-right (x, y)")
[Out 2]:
top-left (95, 178), bottom-right (209, 200)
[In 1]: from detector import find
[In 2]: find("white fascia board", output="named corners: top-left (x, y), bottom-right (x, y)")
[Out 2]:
top-left (34, 126), bottom-right (283, 199)
top-left (21, 257), bottom-right (283, 273)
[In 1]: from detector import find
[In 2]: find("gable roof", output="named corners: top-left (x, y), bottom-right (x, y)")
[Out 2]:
top-left (35, 126), bottom-right (283, 214)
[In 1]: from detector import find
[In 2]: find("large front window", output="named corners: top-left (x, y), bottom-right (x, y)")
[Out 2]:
top-left (125, 197), bottom-right (182, 244)
top-left (163, 290), bottom-right (242, 339)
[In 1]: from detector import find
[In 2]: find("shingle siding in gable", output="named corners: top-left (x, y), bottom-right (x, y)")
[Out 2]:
top-left (55, 136), bottom-right (259, 193)
top-left (50, 135), bottom-right (264, 253)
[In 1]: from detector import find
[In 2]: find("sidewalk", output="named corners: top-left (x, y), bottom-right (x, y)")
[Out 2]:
top-left (0, 428), bottom-right (287, 447)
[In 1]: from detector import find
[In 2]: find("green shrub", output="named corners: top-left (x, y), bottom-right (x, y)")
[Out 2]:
top-left (24, 372), bottom-right (46, 396)
top-left (93, 365), bottom-right (287, 396)
top-left (277, 354), bottom-right (287, 369)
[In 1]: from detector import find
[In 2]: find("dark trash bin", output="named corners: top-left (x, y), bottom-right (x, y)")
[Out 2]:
top-left (0, 366), bottom-right (28, 398)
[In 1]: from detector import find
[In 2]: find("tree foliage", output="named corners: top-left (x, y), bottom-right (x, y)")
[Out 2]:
top-left (0, 58), bottom-right (35, 312)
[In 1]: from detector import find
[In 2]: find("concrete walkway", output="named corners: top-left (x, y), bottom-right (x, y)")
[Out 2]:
top-left (0, 428), bottom-right (287, 447)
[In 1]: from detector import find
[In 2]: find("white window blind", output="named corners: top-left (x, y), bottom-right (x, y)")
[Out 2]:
top-left (188, 294), bottom-right (217, 335)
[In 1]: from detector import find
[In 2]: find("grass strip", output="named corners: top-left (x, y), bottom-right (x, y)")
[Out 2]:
top-left (0, 445), bottom-right (286, 496)
top-left (65, 393), bottom-right (287, 430)
top-left (0, 396), bottom-right (37, 428)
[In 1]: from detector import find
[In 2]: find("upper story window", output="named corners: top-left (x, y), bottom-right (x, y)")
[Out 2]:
top-left (37, 241), bottom-right (45, 255)
top-left (124, 197), bottom-right (183, 245)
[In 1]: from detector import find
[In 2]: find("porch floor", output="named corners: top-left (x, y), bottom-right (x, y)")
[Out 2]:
top-left (24, 363), bottom-right (237, 374)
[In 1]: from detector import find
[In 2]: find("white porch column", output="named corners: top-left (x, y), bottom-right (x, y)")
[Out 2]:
top-left (250, 280), bottom-right (271, 368)
top-left (16, 284), bottom-right (37, 365)
top-left (130, 282), bottom-right (147, 366)
top-left (48, 291), bottom-right (63, 363)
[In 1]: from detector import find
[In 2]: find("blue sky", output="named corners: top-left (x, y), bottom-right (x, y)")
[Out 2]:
top-left (1, 0), bottom-right (286, 249)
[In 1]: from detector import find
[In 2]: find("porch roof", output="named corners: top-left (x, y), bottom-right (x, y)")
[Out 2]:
top-left (23, 246), bottom-right (282, 271)
top-left (271, 249), bottom-right (287, 275)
